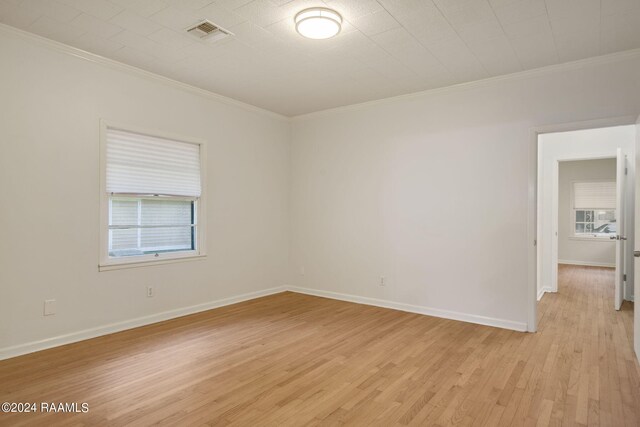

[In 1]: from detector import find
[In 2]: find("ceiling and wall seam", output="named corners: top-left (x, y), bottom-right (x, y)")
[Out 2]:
top-left (0, 24), bottom-right (289, 122)
top-left (2, 22), bottom-right (640, 122)
top-left (2, 0), bottom-right (638, 115)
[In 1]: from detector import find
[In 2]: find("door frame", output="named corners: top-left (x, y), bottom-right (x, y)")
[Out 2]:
top-left (527, 115), bottom-right (638, 332)
top-left (550, 156), bottom-right (617, 294)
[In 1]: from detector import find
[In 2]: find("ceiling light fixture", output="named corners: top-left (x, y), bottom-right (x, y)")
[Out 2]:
top-left (295, 7), bottom-right (342, 40)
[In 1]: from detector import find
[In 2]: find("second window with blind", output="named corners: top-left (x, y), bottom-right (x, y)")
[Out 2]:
top-left (100, 122), bottom-right (205, 269)
top-left (572, 180), bottom-right (616, 238)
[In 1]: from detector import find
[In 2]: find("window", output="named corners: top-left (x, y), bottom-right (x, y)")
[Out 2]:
top-left (109, 197), bottom-right (195, 257)
top-left (100, 123), bottom-right (205, 270)
top-left (572, 181), bottom-right (616, 238)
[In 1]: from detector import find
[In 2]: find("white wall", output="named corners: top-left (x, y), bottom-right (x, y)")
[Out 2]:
top-left (3, 26), bottom-right (640, 359)
top-left (0, 29), bottom-right (291, 357)
top-left (290, 53), bottom-right (640, 331)
top-left (558, 159), bottom-right (617, 267)
top-left (538, 126), bottom-right (636, 301)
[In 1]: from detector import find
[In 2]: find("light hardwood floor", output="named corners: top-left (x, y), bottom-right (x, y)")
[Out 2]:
top-left (0, 264), bottom-right (638, 426)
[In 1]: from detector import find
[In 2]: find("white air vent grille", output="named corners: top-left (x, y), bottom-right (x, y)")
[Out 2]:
top-left (187, 20), bottom-right (233, 43)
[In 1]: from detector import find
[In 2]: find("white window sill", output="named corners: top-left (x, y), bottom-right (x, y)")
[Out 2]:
top-left (99, 253), bottom-right (206, 271)
top-left (568, 236), bottom-right (615, 242)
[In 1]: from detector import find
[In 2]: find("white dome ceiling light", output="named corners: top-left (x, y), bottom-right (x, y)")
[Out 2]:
top-left (295, 8), bottom-right (342, 40)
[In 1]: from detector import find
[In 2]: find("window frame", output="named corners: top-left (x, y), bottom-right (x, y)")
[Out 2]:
top-left (108, 195), bottom-right (198, 257)
top-left (569, 179), bottom-right (616, 241)
top-left (99, 120), bottom-right (207, 271)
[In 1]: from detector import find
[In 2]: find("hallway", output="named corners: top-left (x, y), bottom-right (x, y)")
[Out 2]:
top-left (538, 264), bottom-right (639, 425)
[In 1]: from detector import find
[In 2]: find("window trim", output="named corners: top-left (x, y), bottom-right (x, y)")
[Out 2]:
top-left (569, 179), bottom-right (616, 241)
top-left (99, 120), bottom-right (207, 271)
top-left (108, 195), bottom-right (198, 257)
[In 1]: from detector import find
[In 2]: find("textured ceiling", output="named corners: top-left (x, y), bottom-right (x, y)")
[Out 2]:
top-left (1, 0), bottom-right (640, 116)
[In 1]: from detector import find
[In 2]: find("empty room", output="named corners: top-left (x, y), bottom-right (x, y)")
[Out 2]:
top-left (0, 0), bottom-right (639, 426)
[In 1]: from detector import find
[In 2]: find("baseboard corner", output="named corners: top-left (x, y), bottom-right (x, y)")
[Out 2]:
top-left (287, 286), bottom-right (527, 332)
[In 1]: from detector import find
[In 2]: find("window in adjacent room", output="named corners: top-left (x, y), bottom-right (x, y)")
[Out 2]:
top-left (572, 181), bottom-right (616, 238)
top-left (100, 123), bottom-right (205, 270)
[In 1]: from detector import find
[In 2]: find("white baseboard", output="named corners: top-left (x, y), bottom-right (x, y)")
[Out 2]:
top-left (1, 284), bottom-right (532, 361)
top-left (288, 286), bottom-right (528, 332)
top-left (558, 259), bottom-right (615, 268)
top-left (0, 286), bottom-right (287, 361)
top-left (537, 287), bottom-right (554, 301)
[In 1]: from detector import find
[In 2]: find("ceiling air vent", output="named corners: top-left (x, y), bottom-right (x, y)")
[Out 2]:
top-left (186, 20), bottom-right (233, 43)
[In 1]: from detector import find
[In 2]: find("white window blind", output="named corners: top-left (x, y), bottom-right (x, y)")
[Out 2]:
top-left (573, 181), bottom-right (616, 209)
top-left (106, 128), bottom-right (201, 197)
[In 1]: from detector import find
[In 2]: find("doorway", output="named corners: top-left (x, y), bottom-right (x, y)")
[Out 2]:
top-left (536, 124), bottom-right (636, 317)
top-left (556, 158), bottom-right (619, 302)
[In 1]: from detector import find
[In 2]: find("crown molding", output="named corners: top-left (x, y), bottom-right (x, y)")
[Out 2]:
top-left (291, 48), bottom-right (640, 121)
top-left (0, 23), bottom-right (289, 122)
top-left (2, 22), bottom-right (640, 122)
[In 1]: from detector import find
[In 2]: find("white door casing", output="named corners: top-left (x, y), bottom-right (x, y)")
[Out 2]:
top-left (634, 114), bottom-right (640, 362)
top-left (531, 116), bottom-right (637, 334)
top-left (615, 148), bottom-right (626, 310)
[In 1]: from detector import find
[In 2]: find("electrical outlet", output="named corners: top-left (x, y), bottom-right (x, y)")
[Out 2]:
top-left (380, 276), bottom-right (385, 287)
top-left (146, 286), bottom-right (154, 297)
top-left (44, 299), bottom-right (56, 316)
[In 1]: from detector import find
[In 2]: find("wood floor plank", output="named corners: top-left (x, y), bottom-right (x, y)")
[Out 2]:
top-left (0, 265), bottom-right (638, 426)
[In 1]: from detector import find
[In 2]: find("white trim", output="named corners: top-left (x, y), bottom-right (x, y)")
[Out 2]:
top-left (0, 284), bottom-right (532, 361)
top-left (99, 119), bottom-right (208, 270)
top-left (547, 146), bottom-right (629, 296)
top-left (0, 23), bottom-right (287, 122)
top-left (529, 123), bottom-right (538, 332)
top-left (103, 120), bottom-right (209, 147)
top-left (567, 236), bottom-right (616, 242)
top-left (537, 287), bottom-right (554, 301)
top-left (0, 286), bottom-right (287, 361)
top-left (1, 23), bottom-right (640, 121)
top-left (558, 259), bottom-right (616, 268)
top-left (551, 155), bottom-right (619, 292)
top-left (531, 115), bottom-right (639, 333)
top-left (288, 286), bottom-right (528, 332)
top-left (99, 253), bottom-right (207, 271)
